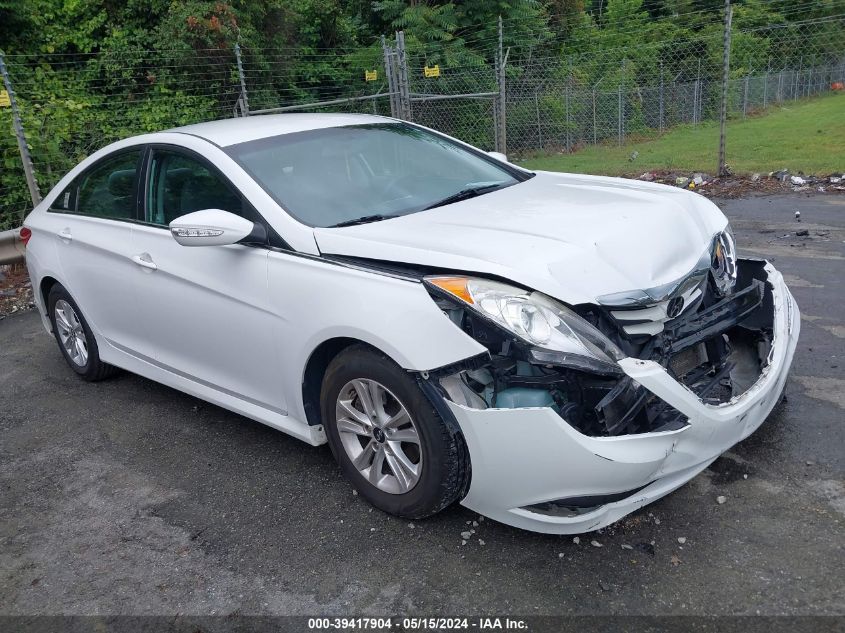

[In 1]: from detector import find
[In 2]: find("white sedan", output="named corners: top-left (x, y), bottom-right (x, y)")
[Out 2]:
top-left (22, 114), bottom-right (799, 533)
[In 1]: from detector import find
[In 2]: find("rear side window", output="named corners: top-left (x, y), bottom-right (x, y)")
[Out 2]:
top-left (146, 150), bottom-right (245, 226)
top-left (51, 150), bottom-right (142, 220)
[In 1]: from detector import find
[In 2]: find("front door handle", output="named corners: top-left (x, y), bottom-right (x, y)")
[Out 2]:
top-left (131, 253), bottom-right (157, 271)
top-left (58, 228), bottom-right (72, 242)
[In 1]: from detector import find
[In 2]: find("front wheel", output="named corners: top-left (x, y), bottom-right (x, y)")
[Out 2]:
top-left (321, 344), bottom-right (469, 519)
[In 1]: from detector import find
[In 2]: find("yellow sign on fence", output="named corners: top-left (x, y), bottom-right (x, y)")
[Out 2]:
top-left (423, 65), bottom-right (441, 78)
top-left (0, 90), bottom-right (10, 108)
top-left (364, 70), bottom-right (378, 82)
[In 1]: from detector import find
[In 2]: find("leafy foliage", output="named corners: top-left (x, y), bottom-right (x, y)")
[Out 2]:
top-left (0, 0), bottom-right (842, 228)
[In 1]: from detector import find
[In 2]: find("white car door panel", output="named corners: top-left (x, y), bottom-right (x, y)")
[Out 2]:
top-left (49, 149), bottom-right (147, 354)
top-left (129, 225), bottom-right (282, 412)
top-left (128, 148), bottom-right (285, 414)
top-left (54, 217), bottom-right (143, 348)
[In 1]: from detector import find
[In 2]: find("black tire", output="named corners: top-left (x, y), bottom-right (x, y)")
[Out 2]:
top-left (321, 344), bottom-right (469, 519)
top-left (47, 284), bottom-right (119, 381)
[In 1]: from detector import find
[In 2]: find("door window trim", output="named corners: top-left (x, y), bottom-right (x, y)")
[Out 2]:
top-left (47, 147), bottom-right (145, 223)
top-left (139, 143), bottom-right (291, 250)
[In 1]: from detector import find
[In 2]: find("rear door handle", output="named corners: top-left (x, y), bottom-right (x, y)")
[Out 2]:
top-left (131, 253), bottom-right (157, 271)
top-left (58, 228), bottom-right (72, 242)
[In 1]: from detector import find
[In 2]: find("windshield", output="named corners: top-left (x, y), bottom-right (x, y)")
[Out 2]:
top-left (225, 122), bottom-right (524, 227)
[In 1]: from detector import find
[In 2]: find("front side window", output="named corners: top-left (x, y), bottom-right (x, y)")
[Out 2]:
top-left (70, 149), bottom-right (142, 220)
top-left (146, 150), bottom-right (244, 226)
top-left (225, 123), bottom-right (526, 228)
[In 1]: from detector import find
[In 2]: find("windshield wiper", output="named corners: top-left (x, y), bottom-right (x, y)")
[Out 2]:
top-left (423, 182), bottom-right (507, 210)
top-left (329, 214), bottom-right (399, 228)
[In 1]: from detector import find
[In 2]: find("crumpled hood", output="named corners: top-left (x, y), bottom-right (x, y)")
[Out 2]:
top-left (313, 171), bottom-right (727, 305)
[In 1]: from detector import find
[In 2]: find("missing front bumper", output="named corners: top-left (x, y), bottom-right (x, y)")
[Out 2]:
top-left (439, 261), bottom-right (799, 534)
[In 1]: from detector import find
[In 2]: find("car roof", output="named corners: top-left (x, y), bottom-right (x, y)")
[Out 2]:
top-left (169, 113), bottom-right (392, 147)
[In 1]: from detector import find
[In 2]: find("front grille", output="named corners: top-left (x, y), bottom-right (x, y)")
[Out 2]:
top-left (610, 280), bottom-right (705, 337)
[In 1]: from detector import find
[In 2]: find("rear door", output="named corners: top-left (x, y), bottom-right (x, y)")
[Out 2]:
top-left (128, 146), bottom-right (286, 414)
top-left (48, 148), bottom-right (147, 354)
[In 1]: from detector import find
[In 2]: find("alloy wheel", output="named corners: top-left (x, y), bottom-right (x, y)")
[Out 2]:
top-left (335, 378), bottom-right (422, 494)
top-left (54, 299), bottom-right (88, 367)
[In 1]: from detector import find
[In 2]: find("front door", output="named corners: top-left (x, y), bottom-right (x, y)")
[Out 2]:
top-left (129, 147), bottom-right (286, 414)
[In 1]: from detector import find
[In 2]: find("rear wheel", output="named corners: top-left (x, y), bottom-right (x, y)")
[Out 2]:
top-left (47, 284), bottom-right (119, 381)
top-left (321, 344), bottom-right (468, 519)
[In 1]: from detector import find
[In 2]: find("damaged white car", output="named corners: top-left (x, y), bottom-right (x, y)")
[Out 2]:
top-left (23, 114), bottom-right (799, 533)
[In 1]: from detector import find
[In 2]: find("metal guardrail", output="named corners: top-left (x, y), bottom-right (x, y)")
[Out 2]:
top-left (0, 227), bottom-right (25, 265)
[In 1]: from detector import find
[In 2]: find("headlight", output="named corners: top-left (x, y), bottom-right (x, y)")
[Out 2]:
top-left (711, 226), bottom-right (737, 296)
top-left (425, 276), bottom-right (625, 375)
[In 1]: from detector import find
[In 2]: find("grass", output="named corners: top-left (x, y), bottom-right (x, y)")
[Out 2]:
top-left (521, 93), bottom-right (845, 177)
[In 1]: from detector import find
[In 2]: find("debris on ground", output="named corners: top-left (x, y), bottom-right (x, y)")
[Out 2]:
top-left (636, 542), bottom-right (656, 556)
top-left (573, 536), bottom-right (580, 545)
top-left (670, 554), bottom-right (682, 566)
top-left (599, 581), bottom-right (611, 591)
top-left (478, 539), bottom-right (485, 546)
top-left (621, 544), bottom-right (634, 550)
top-left (590, 540), bottom-right (603, 548)
top-left (678, 537), bottom-right (687, 544)
top-left (460, 531), bottom-right (472, 540)
top-left (716, 495), bottom-right (727, 505)
top-left (0, 264), bottom-right (34, 319)
top-left (629, 169), bottom-right (845, 199)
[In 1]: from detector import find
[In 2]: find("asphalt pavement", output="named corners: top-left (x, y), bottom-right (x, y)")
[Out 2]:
top-left (1, 194), bottom-right (843, 619)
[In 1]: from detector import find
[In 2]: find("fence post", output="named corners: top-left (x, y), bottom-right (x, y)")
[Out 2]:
top-left (381, 35), bottom-right (399, 118)
top-left (565, 56), bottom-right (572, 152)
top-left (695, 58), bottom-right (701, 124)
top-left (395, 31), bottom-right (412, 120)
top-left (659, 61), bottom-right (664, 132)
top-left (0, 51), bottom-right (41, 208)
top-left (763, 61), bottom-right (769, 109)
top-left (233, 42), bottom-right (250, 116)
top-left (717, 0), bottom-right (732, 177)
top-left (592, 89), bottom-right (597, 145)
top-left (496, 15), bottom-right (508, 155)
top-left (617, 85), bottom-right (623, 146)
top-left (743, 65), bottom-right (750, 117)
top-left (534, 91), bottom-right (542, 149)
top-left (617, 59), bottom-right (624, 146)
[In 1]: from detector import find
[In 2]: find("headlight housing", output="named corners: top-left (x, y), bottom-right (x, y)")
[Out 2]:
top-left (711, 226), bottom-right (737, 296)
top-left (425, 276), bottom-right (625, 375)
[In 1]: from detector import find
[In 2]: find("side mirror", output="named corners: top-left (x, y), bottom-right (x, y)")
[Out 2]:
top-left (487, 151), bottom-right (508, 163)
top-left (169, 209), bottom-right (255, 247)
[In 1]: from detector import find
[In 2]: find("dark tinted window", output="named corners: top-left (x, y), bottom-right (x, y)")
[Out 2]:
top-left (146, 150), bottom-right (243, 226)
top-left (74, 150), bottom-right (142, 220)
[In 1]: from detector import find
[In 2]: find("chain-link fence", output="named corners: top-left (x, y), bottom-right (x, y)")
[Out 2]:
top-left (2, 10), bottom-right (845, 231)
